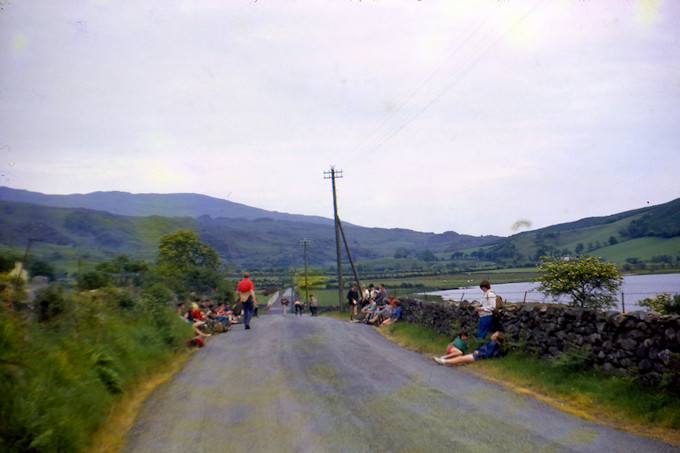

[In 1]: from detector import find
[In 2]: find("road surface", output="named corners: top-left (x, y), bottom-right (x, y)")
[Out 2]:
top-left (124, 308), bottom-right (676, 452)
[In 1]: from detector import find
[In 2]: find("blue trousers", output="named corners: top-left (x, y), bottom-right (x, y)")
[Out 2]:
top-left (242, 298), bottom-right (254, 328)
top-left (476, 315), bottom-right (493, 339)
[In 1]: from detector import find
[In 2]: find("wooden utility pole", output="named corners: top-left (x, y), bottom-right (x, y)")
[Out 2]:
top-left (337, 217), bottom-right (361, 290)
top-left (324, 166), bottom-right (343, 309)
top-left (300, 239), bottom-right (310, 304)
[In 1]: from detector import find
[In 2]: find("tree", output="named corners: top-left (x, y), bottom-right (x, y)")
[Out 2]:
top-left (418, 249), bottom-right (437, 262)
top-left (156, 229), bottom-right (224, 295)
top-left (535, 255), bottom-right (623, 309)
top-left (394, 248), bottom-right (408, 259)
top-left (293, 268), bottom-right (327, 297)
top-left (96, 255), bottom-right (150, 287)
top-left (157, 229), bottom-right (220, 273)
top-left (79, 270), bottom-right (111, 290)
top-left (27, 259), bottom-right (56, 281)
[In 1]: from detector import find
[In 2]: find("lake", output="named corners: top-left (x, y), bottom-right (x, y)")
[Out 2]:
top-left (427, 273), bottom-right (680, 312)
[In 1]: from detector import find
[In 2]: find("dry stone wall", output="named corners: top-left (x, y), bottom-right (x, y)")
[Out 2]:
top-left (399, 297), bottom-right (680, 389)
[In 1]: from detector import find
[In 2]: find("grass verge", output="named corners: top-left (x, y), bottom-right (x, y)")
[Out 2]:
top-left (86, 351), bottom-right (193, 453)
top-left (0, 286), bottom-right (195, 453)
top-left (327, 313), bottom-right (680, 447)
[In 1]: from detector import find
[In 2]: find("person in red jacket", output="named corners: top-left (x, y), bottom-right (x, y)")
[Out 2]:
top-left (237, 272), bottom-right (257, 330)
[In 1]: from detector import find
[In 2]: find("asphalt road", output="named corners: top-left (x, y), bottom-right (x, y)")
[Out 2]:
top-left (124, 308), bottom-right (676, 452)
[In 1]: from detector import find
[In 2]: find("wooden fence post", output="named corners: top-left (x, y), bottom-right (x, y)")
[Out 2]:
top-left (621, 292), bottom-right (626, 313)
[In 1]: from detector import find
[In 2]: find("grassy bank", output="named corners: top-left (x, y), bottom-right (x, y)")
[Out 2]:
top-left (0, 287), bottom-right (194, 453)
top-left (323, 310), bottom-right (680, 447)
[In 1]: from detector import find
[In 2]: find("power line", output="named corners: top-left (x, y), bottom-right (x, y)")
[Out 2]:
top-left (345, 0), bottom-right (547, 164)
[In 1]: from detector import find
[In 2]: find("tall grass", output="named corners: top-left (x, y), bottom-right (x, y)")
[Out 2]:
top-left (0, 286), bottom-right (194, 452)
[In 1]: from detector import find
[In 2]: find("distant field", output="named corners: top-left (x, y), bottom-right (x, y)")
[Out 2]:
top-left (594, 236), bottom-right (680, 263)
top-left (293, 269), bottom-right (543, 307)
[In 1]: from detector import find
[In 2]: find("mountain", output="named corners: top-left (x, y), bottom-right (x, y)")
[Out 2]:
top-left (0, 186), bottom-right (333, 225)
top-left (0, 191), bottom-right (498, 270)
top-left (2, 187), bottom-right (678, 273)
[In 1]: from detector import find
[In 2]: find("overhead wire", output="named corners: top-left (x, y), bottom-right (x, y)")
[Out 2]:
top-left (345, 3), bottom-right (503, 163)
top-left (345, 3), bottom-right (502, 162)
top-left (343, 0), bottom-right (548, 166)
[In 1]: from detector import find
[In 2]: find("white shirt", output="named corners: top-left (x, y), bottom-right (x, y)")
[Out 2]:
top-left (479, 289), bottom-right (496, 317)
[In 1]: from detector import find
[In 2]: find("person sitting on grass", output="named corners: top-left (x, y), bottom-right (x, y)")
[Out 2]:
top-left (358, 298), bottom-right (377, 323)
top-left (188, 302), bottom-right (212, 338)
top-left (215, 302), bottom-right (237, 326)
top-left (433, 331), bottom-right (503, 365)
top-left (368, 295), bottom-right (396, 325)
top-left (434, 330), bottom-right (469, 362)
top-left (379, 299), bottom-right (402, 326)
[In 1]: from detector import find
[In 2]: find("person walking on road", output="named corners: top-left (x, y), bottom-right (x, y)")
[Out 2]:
top-left (237, 272), bottom-right (257, 330)
top-left (281, 297), bottom-right (289, 316)
top-left (475, 280), bottom-right (496, 339)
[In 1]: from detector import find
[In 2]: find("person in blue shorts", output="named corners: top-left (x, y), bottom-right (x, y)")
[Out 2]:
top-left (434, 332), bottom-right (503, 365)
top-left (379, 299), bottom-right (402, 326)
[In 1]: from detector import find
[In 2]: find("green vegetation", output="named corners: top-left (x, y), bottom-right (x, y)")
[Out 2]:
top-left (368, 319), bottom-right (680, 445)
top-left (535, 255), bottom-right (623, 309)
top-left (293, 267), bottom-right (327, 298)
top-left (155, 229), bottom-right (234, 301)
top-left (0, 285), bottom-right (194, 452)
top-left (2, 195), bottom-right (680, 281)
top-left (476, 351), bottom-right (680, 432)
top-left (638, 293), bottom-right (680, 315)
top-left (0, 227), bottom-right (238, 452)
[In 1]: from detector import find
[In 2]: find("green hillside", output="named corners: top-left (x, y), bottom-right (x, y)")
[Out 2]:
top-left (0, 201), bottom-right (497, 274)
top-left (470, 198), bottom-right (680, 270)
top-left (2, 195), bottom-right (679, 278)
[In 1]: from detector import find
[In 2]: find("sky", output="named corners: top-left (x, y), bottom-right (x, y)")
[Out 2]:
top-left (1, 1), bottom-right (679, 237)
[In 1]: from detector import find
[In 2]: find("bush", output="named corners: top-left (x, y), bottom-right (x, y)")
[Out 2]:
top-left (639, 293), bottom-right (680, 315)
top-left (35, 284), bottom-right (67, 322)
top-left (78, 270), bottom-right (111, 291)
top-left (535, 255), bottom-right (622, 309)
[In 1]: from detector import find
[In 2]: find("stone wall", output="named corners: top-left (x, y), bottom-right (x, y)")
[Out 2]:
top-left (399, 297), bottom-right (680, 389)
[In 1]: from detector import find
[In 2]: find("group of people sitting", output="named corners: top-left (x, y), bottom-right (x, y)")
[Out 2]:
top-left (432, 330), bottom-right (505, 366)
top-left (178, 298), bottom-right (242, 346)
top-left (347, 282), bottom-right (402, 327)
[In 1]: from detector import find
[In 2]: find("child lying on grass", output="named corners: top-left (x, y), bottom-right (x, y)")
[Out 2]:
top-left (433, 331), bottom-right (503, 365)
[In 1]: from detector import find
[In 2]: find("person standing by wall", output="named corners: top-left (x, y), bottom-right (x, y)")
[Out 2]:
top-left (309, 294), bottom-right (318, 316)
top-left (475, 280), bottom-right (496, 339)
top-left (237, 272), bottom-right (257, 330)
top-left (347, 282), bottom-right (359, 322)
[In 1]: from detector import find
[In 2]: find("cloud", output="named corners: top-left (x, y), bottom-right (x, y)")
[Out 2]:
top-left (1, 1), bottom-right (679, 236)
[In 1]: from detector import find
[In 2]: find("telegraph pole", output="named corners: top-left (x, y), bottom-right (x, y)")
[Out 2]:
top-left (324, 166), bottom-right (344, 309)
top-left (300, 239), bottom-right (310, 304)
